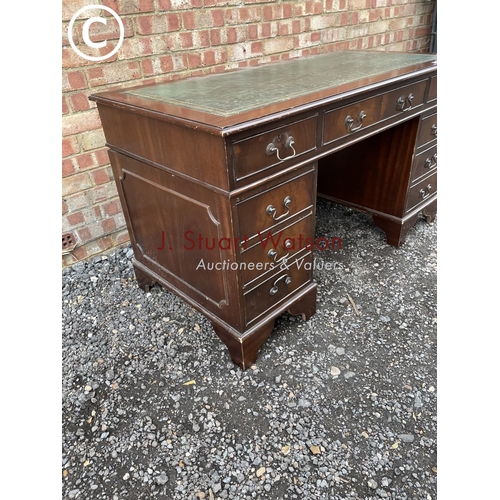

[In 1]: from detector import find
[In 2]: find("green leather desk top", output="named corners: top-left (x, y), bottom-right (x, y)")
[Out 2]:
top-left (124, 51), bottom-right (436, 117)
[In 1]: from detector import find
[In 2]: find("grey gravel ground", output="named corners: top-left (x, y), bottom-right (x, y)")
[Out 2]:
top-left (62, 199), bottom-right (437, 500)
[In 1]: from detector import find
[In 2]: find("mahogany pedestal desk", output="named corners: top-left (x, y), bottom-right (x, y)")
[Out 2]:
top-left (90, 51), bottom-right (437, 369)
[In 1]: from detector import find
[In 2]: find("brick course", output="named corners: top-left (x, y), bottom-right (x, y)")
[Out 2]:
top-left (62, 0), bottom-right (435, 266)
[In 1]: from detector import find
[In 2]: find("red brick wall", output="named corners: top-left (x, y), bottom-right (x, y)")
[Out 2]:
top-left (62, 0), bottom-right (435, 266)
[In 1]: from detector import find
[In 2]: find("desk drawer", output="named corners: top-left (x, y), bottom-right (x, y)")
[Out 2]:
top-left (406, 172), bottom-right (437, 212)
top-left (428, 75), bottom-right (437, 102)
top-left (243, 250), bottom-right (312, 325)
top-left (236, 168), bottom-right (315, 240)
top-left (231, 115), bottom-right (317, 182)
top-left (416, 112), bottom-right (437, 148)
top-left (411, 145), bottom-right (437, 184)
top-left (240, 213), bottom-right (314, 286)
top-left (323, 80), bottom-right (427, 145)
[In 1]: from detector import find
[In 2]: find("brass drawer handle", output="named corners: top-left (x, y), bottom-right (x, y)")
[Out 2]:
top-left (266, 136), bottom-right (296, 161)
top-left (269, 274), bottom-right (292, 296)
top-left (419, 184), bottom-right (433, 199)
top-left (430, 124), bottom-right (437, 137)
top-left (266, 196), bottom-right (292, 221)
top-left (424, 153), bottom-right (437, 169)
top-left (397, 93), bottom-right (414, 112)
top-left (268, 249), bottom-right (289, 262)
top-left (268, 240), bottom-right (292, 262)
top-left (345, 110), bottom-right (366, 132)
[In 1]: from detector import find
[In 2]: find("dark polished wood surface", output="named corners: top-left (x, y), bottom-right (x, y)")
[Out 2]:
top-left (90, 50), bottom-right (437, 369)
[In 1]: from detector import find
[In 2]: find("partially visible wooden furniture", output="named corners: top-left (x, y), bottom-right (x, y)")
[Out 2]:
top-left (317, 71), bottom-right (437, 246)
top-left (90, 51), bottom-right (437, 369)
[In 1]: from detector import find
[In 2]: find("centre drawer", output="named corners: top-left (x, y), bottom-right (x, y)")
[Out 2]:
top-left (322, 79), bottom-right (428, 145)
top-left (236, 167), bottom-right (316, 241)
top-left (243, 249), bottom-right (313, 325)
top-left (231, 115), bottom-right (317, 182)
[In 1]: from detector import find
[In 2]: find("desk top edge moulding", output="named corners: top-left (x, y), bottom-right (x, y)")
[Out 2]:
top-left (90, 50), bottom-right (437, 369)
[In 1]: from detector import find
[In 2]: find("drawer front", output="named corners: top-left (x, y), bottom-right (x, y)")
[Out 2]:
top-left (323, 80), bottom-right (427, 145)
top-left (416, 112), bottom-right (437, 148)
top-left (411, 145), bottom-right (437, 183)
top-left (236, 168), bottom-right (316, 240)
top-left (428, 75), bottom-right (437, 102)
top-left (406, 172), bottom-right (437, 212)
top-left (232, 115), bottom-right (317, 182)
top-left (240, 213), bottom-right (314, 286)
top-left (243, 250), bottom-right (313, 325)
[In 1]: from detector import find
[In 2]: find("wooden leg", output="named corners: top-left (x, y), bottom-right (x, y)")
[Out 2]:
top-left (212, 284), bottom-right (317, 369)
top-left (212, 319), bottom-right (276, 370)
top-left (422, 199), bottom-right (437, 224)
top-left (133, 263), bottom-right (156, 292)
top-left (287, 286), bottom-right (317, 321)
top-left (372, 213), bottom-right (419, 247)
